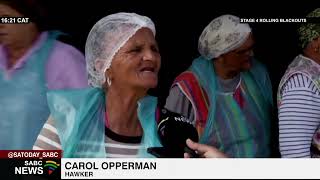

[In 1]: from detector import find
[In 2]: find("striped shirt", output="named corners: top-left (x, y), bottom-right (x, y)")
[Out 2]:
top-left (278, 73), bottom-right (320, 158)
top-left (33, 116), bottom-right (142, 158)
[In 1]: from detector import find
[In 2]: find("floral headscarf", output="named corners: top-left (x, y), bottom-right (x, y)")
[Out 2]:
top-left (298, 8), bottom-right (320, 48)
top-left (198, 14), bottom-right (251, 60)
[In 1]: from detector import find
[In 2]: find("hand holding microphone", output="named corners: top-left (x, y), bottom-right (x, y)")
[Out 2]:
top-left (184, 139), bottom-right (228, 158)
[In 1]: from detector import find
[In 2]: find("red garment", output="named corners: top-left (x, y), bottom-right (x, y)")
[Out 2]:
top-left (233, 86), bottom-right (244, 109)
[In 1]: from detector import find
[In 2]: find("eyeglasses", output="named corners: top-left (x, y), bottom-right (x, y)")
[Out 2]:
top-left (232, 45), bottom-right (254, 56)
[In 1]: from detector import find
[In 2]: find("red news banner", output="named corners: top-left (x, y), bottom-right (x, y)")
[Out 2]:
top-left (0, 150), bottom-right (62, 159)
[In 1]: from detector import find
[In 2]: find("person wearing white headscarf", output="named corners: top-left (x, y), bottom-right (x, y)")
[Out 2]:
top-left (32, 12), bottom-right (165, 158)
top-left (166, 14), bottom-right (273, 157)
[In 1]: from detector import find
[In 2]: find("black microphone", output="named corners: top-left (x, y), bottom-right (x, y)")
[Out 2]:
top-left (147, 108), bottom-right (199, 158)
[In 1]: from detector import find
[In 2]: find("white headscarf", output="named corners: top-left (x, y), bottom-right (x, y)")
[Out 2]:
top-left (198, 14), bottom-right (251, 60)
top-left (85, 12), bottom-right (156, 87)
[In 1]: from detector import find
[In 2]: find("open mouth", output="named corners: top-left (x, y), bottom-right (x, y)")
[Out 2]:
top-left (140, 66), bottom-right (156, 73)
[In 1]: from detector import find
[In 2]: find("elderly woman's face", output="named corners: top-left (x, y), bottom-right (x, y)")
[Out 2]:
top-left (220, 33), bottom-right (254, 72)
top-left (107, 28), bottom-right (161, 90)
top-left (0, 4), bottom-right (38, 47)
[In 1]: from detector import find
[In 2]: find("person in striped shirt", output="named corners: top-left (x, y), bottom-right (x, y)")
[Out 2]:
top-left (33, 12), bottom-right (231, 159)
top-left (34, 12), bottom-right (226, 158)
top-left (277, 8), bottom-right (320, 158)
top-left (33, 12), bottom-right (164, 158)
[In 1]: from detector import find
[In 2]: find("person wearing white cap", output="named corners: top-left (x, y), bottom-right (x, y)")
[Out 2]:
top-left (32, 12), bottom-right (164, 158)
top-left (166, 14), bottom-right (273, 157)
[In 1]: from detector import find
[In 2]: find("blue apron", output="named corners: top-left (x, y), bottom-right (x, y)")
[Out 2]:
top-left (0, 32), bottom-right (58, 149)
top-left (47, 88), bottom-right (162, 157)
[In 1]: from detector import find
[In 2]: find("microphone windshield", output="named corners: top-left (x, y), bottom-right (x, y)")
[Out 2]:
top-left (157, 109), bottom-right (199, 153)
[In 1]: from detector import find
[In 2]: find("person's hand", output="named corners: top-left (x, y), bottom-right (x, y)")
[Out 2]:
top-left (184, 139), bottom-right (228, 158)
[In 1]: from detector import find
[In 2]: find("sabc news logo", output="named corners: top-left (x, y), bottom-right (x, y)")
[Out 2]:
top-left (44, 160), bottom-right (60, 175)
top-left (15, 160), bottom-right (60, 175)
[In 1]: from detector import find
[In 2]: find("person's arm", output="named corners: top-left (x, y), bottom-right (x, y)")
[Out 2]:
top-left (165, 85), bottom-right (195, 125)
top-left (33, 116), bottom-right (62, 150)
top-left (184, 139), bottom-right (228, 158)
top-left (279, 74), bottom-right (320, 158)
top-left (45, 41), bottom-right (88, 90)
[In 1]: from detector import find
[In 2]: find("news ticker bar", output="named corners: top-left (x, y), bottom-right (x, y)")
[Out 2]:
top-left (240, 17), bottom-right (320, 23)
top-left (1, 17), bottom-right (319, 24)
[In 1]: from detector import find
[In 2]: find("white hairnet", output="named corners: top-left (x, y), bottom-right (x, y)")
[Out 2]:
top-left (85, 12), bottom-right (156, 87)
top-left (198, 14), bottom-right (251, 60)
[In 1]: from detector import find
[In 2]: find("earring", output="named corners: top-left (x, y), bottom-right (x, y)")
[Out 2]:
top-left (107, 77), bottom-right (112, 86)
